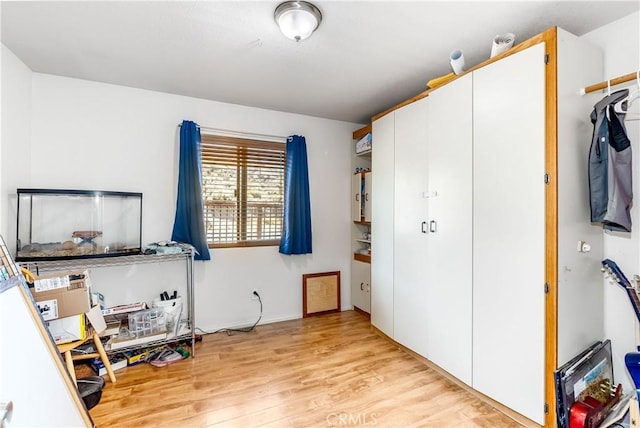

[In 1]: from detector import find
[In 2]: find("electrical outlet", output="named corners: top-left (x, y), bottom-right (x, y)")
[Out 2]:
top-left (251, 289), bottom-right (260, 300)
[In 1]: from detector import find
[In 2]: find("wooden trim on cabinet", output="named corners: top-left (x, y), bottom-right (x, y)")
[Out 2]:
top-left (542, 26), bottom-right (559, 428)
top-left (353, 124), bottom-right (372, 140)
top-left (353, 253), bottom-right (371, 264)
top-left (371, 28), bottom-right (552, 122)
top-left (352, 306), bottom-right (371, 319)
top-left (372, 93), bottom-right (430, 122)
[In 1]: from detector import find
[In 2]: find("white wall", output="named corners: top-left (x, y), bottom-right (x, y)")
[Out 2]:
top-left (582, 11), bottom-right (640, 390)
top-left (556, 29), bottom-right (605, 366)
top-left (1, 45), bottom-right (32, 251)
top-left (3, 68), bottom-right (357, 332)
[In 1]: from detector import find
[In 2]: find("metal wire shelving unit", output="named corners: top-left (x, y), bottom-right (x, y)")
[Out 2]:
top-left (24, 250), bottom-right (196, 357)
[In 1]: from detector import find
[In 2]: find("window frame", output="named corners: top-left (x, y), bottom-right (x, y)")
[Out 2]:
top-left (200, 133), bottom-right (286, 249)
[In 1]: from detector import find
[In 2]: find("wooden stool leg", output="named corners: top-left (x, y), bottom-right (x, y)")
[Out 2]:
top-left (64, 350), bottom-right (77, 385)
top-left (92, 332), bottom-right (116, 383)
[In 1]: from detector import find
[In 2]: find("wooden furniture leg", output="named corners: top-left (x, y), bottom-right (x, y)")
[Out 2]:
top-left (64, 350), bottom-right (77, 385)
top-left (631, 396), bottom-right (639, 427)
top-left (57, 330), bottom-right (117, 384)
top-left (92, 332), bottom-right (116, 383)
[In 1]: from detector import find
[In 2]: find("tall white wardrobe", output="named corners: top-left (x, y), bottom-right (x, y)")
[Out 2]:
top-left (370, 28), bottom-right (605, 426)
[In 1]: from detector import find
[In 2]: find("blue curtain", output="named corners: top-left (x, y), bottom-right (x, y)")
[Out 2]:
top-left (279, 135), bottom-right (312, 255)
top-left (171, 120), bottom-right (211, 261)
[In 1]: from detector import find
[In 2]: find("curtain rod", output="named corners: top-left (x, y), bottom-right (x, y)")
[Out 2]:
top-left (178, 123), bottom-right (287, 143)
top-left (580, 71), bottom-right (639, 95)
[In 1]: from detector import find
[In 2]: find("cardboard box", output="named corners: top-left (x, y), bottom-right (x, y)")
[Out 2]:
top-left (47, 313), bottom-right (87, 344)
top-left (98, 318), bottom-right (121, 338)
top-left (101, 301), bottom-right (146, 316)
top-left (31, 270), bottom-right (92, 321)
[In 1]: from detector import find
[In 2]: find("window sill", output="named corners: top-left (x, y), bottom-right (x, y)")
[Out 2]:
top-left (210, 240), bottom-right (280, 249)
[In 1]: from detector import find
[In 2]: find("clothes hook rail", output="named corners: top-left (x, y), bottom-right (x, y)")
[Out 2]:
top-left (580, 71), bottom-right (640, 95)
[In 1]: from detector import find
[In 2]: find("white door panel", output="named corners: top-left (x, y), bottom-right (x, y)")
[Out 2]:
top-left (352, 173), bottom-right (362, 222)
top-left (371, 113), bottom-right (395, 337)
top-left (363, 171), bottom-right (372, 222)
top-left (472, 43), bottom-right (546, 425)
top-left (351, 260), bottom-right (371, 313)
top-left (425, 73), bottom-right (473, 385)
top-left (393, 98), bottom-right (429, 355)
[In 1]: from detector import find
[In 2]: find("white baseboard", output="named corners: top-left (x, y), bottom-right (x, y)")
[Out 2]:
top-left (197, 313), bottom-right (301, 334)
top-left (197, 308), bottom-right (352, 334)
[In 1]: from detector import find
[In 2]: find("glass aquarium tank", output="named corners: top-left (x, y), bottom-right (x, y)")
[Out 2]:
top-left (16, 189), bottom-right (143, 261)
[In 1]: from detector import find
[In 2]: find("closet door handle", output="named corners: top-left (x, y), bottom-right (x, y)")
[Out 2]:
top-left (430, 220), bottom-right (437, 233)
top-left (365, 193), bottom-right (369, 202)
top-left (360, 282), bottom-right (364, 291)
top-left (421, 221), bottom-right (427, 234)
top-left (355, 193), bottom-right (359, 201)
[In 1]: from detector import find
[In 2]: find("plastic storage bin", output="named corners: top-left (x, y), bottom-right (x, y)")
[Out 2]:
top-left (127, 309), bottom-right (166, 338)
top-left (152, 297), bottom-right (183, 337)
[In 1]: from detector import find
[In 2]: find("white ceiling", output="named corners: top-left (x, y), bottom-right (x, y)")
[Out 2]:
top-left (2, 1), bottom-right (639, 124)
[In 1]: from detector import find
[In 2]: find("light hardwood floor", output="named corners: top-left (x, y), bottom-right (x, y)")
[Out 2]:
top-left (89, 311), bottom-right (522, 427)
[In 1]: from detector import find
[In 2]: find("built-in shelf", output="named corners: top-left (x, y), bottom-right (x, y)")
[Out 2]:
top-left (353, 124), bottom-right (372, 140)
top-left (354, 253), bottom-right (371, 263)
top-left (352, 123), bottom-right (372, 314)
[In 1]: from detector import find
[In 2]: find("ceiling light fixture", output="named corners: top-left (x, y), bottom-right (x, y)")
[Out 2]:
top-left (274, 1), bottom-right (322, 42)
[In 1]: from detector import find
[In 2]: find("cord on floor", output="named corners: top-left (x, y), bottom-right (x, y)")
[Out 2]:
top-left (196, 292), bottom-right (263, 335)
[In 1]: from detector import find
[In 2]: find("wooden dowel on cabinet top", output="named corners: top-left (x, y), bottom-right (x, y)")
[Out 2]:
top-left (353, 124), bottom-right (371, 140)
top-left (582, 71), bottom-right (638, 94)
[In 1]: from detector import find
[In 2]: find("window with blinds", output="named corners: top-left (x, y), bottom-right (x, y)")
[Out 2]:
top-left (201, 134), bottom-right (286, 248)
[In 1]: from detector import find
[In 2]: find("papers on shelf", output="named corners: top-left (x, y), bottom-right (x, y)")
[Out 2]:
top-left (355, 133), bottom-right (372, 154)
top-left (101, 302), bottom-right (147, 316)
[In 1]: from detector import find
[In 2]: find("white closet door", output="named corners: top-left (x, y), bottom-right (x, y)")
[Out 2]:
top-left (351, 173), bottom-right (362, 222)
top-left (425, 73), bottom-right (473, 385)
top-left (472, 43), bottom-right (546, 424)
top-left (363, 171), bottom-right (372, 222)
top-left (371, 112), bottom-right (395, 337)
top-left (351, 260), bottom-right (371, 313)
top-left (393, 97), bottom-right (429, 354)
